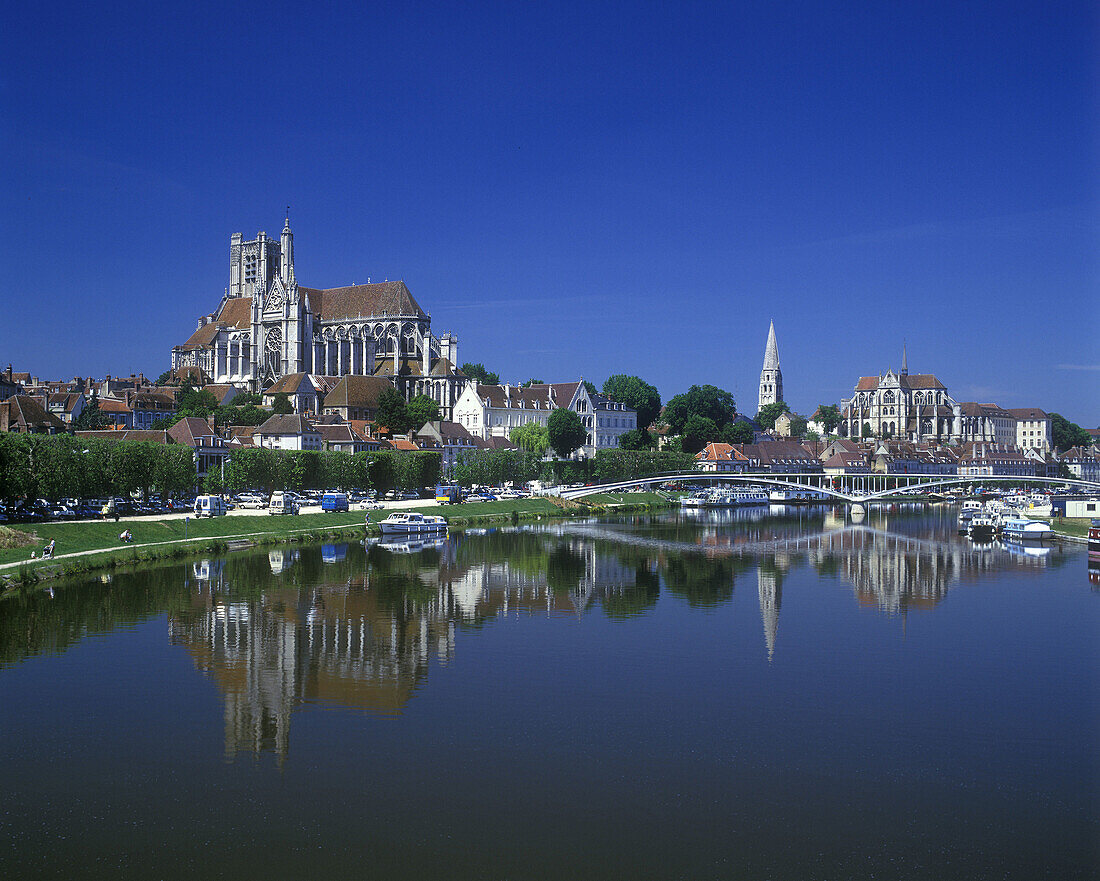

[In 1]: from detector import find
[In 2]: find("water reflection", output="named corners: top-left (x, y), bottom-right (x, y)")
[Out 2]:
top-left (0, 507), bottom-right (1082, 762)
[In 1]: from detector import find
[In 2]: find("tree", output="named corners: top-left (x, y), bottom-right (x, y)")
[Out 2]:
top-left (861, 421), bottom-right (873, 439)
top-left (393, 451), bottom-right (441, 490)
top-left (722, 421), bottom-right (755, 445)
top-left (72, 393), bottom-right (109, 431)
top-left (155, 370), bottom-right (172, 386)
top-left (376, 387), bottom-right (409, 434)
top-left (1050, 413), bottom-right (1091, 452)
top-left (663, 385), bottom-right (737, 434)
top-left (406, 395), bottom-right (440, 431)
top-left (617, 428), bottom-right (653, 450)
top-left (756, 401), bottom-right (791, 430)
top-left (601, 375), bottom-right (662, 430)
top-left (270, 393), bottom-right (294, 415)
top-left (521, 378), bottom-right (545, 388)
top-left (814, 404), bottom-right (841, 434)
top-left (225, 448), bottom-right (277, 493)
top-left (215, 403), bottom-right (269, 427)
top-left (582, 380), bottom-right (598, 396)
top-left (510, 422), bottom-right (550, 455)
top-left (154, 445), bottom-right (197, 496)
top-left (460, 363), bottom-right (500, 385)
top-left (681, 415), bottom-right (718, 454)
top-left (789, 413), bottom-right (808, 439)
top-left (593, 449), bottom-right (695, 482)
top-left (548, 408), bottom-right (588, 458)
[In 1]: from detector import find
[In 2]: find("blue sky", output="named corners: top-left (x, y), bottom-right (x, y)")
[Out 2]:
top-left (2, 1), bottom-right (1097, 424)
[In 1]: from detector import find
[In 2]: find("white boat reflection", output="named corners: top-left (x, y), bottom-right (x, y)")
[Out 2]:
top-left (377, 537), bottom-right (448, 554)
top-left (269, 549), bottom-right (299, 574)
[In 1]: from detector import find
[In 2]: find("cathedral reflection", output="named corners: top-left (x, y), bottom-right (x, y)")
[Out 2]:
top-left (160, 508), bottom-right (1070, 760)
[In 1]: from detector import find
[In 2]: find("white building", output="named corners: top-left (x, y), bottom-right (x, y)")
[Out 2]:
top-left (590, 392), bottom-right (638, 450)
top-left (1008, 408), bottom-right (1052, 452)
top-left (253, 414), bottom-right (321, 451)
top-left (453, 381), bottom-right (635, 458)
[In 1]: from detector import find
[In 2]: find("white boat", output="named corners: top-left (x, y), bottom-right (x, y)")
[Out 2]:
top-left (713, 488), bottom-right (770, 506)
top-left (680, 492), bottom-right (709, 508)
top-left (1000, 517), bottom-right (1053, 541)
top-left (968, 514), bottom-right (996, 540)
top-left (379, 511), bottom-right (448, 535)
top-left (959, 500), bottom-right (982, 522)
top-left (768, 488), bottom-right (828, 504)
top-left (680, 488), bottom-right (769, 507)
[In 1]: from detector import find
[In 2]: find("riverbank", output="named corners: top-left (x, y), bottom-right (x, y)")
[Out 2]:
top-left (1041, 516), bottom-right (1092, 542)
top-left (0, 492), bottom-right (675, 588)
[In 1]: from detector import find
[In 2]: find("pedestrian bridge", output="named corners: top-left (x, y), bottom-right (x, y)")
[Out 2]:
top-left (555, 472), bottom-right (1100, 504)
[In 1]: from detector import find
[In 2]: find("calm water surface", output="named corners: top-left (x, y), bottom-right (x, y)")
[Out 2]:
top-left (1, 505), bottom-right (1096, 879)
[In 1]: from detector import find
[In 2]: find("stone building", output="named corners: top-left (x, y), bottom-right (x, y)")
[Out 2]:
top-left (758, 321), bottom-right (783, 412)
top-left (172, 216), bottom-right (465, 418)
top-left (840, 348), bottom-right (957, 442)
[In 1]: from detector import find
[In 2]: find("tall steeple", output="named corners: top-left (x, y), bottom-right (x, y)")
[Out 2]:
top-left (280, 208), bottom-right (294, 285)
top-left (758, 320), bottom-right (784, 412)
top-left (901, 342), bottom-right (908, 376)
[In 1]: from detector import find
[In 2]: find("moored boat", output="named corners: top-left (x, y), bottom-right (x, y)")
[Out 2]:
top-left (1001, 517), bottom-right (1053, 541)
top-left (968, 514), bottom-right (995, 541)
top-left (1089, 519), bottom-right (1100, 562)
top-left (959, 500), bottom-right (982, 521)
top-left (379, 511), bottom-right (448, 535)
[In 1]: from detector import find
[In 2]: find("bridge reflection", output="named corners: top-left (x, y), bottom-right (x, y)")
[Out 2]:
top-left (156, 507), bottom-right (1074, 760)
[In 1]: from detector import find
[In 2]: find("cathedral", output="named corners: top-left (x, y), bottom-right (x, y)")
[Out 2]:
top-left (172, 216), bottom-right (466, 417)
top-left (839, 348), bottom-right (958, 441)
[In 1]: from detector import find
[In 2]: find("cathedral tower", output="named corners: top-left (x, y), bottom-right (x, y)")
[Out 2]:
top-left (758, 320), bottom-right (783, 412)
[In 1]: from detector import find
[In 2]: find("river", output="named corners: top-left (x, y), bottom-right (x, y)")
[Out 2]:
top-left (1, 505), bottom-right (1096, 879)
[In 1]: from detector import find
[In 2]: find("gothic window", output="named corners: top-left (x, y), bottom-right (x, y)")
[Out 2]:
top-left (265, 327), bottom-right (282, 377)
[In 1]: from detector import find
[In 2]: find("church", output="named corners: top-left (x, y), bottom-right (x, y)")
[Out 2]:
top-left (172, 216), bottom-right (466, 418)
top-left (839, 348), bottom-right (958, 441)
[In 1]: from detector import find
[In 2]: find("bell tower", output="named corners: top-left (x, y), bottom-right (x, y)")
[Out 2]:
top-left (758, 320), bottom-right (783, 412)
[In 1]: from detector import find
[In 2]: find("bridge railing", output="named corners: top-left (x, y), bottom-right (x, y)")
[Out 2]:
top-left (553, 471), bottom-right (1100, 503)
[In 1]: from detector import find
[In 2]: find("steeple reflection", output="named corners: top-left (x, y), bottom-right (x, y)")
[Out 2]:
top-left (0, 507), bottom-right (1077, 764)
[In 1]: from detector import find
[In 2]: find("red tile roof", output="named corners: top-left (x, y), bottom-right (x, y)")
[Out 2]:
top-left (300, 281), bottom-right (425, 321)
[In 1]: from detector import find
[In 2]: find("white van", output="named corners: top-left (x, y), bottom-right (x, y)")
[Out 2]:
top-left (269, 491), bottom-right (299, 515)
top-left (194, 495), bottom-right (228, 518)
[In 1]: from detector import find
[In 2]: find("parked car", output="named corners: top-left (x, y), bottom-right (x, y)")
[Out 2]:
top-left (237, 493), bottom-right (267, 509)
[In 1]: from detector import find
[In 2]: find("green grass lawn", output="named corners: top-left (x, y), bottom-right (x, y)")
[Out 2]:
top-left (576, 490), bottom-right (671, 506)
top-left (1041, 517), bottom-right (1093, 540)
top-left (0, 498), bottom-right (566, 567)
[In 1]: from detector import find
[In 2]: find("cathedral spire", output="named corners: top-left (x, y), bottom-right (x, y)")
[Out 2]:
top-left (901, 341), bottom-right (908, 376)
top-left (280, 210), bottom-right (295, 284)
top-left (763, 320), bottom-right (780, 370)
top-left (758, 320), bottom-right (784, 412)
